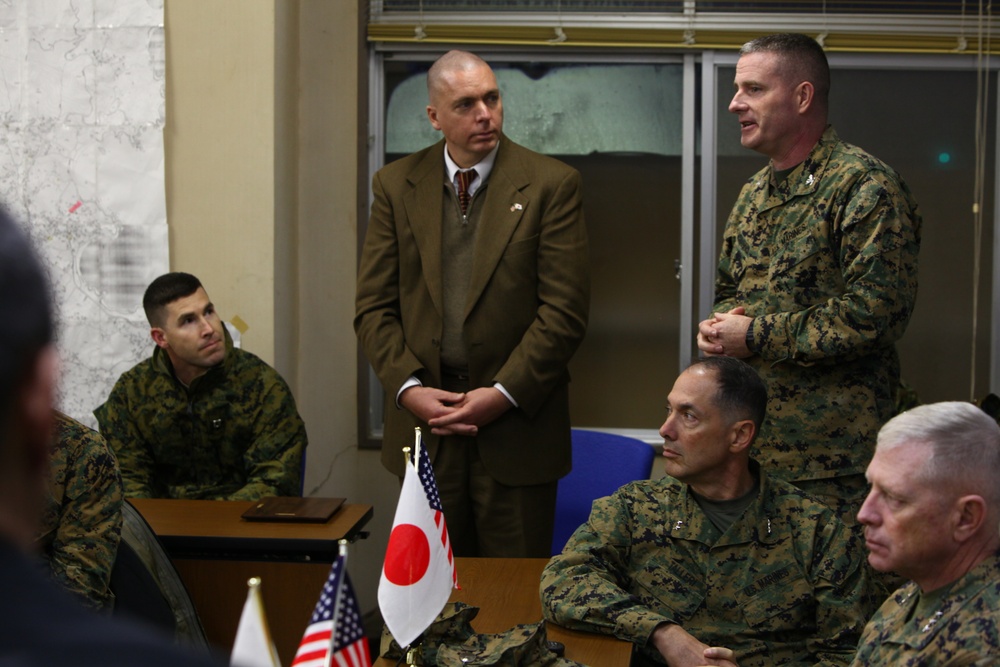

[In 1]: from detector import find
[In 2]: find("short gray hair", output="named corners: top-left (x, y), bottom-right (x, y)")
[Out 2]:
top-left (877, 401), bottom-right (1000, 509)
top-left (740, 33), bottom-right (830, 110)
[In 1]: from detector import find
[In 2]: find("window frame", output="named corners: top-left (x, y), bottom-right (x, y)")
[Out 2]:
top-left (359, 44), bottom-right (1000, 449)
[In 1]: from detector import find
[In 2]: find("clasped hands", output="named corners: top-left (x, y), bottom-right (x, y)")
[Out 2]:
top-left (697, 306), bottom-right (753, 359)
top-left (399, 385), bottom-right (512, 436)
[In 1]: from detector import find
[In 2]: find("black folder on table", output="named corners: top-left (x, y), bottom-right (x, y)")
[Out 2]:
top-left (240, 496), bottom-right (345, 523)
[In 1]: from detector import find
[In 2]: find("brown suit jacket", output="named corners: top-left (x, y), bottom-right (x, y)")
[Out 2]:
top-left (355, 135), bottom-right (589, 485)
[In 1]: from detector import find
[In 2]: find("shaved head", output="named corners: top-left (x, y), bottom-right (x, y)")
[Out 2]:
top-left (427, 50), bottom-right (492, 104)
top-left (424, 49), bottom-right (503, 168)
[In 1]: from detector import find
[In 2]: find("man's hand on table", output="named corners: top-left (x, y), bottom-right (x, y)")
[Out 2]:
top-left (651, 623), bottom-right (739, 667)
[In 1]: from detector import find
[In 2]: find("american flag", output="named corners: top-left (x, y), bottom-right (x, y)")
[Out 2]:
top-left (291, 544), bottom-right (371, 667)
top-left (416, 441), bottom-right (457, 586)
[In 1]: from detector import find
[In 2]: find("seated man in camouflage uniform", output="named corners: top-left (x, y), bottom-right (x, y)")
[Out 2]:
top-left (852, 402), bottom-right (1000, 665)
top-left (541, 357), bottom-right (878, 667)
top-left (37, 411), bottom-right (123, 610)
top-left (95, 272), bottom-right (307, 500)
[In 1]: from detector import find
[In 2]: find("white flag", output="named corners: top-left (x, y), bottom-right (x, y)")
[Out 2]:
top-left (377, 433), bottom-right (457, 648)
top-left (230, 577), bottom-right (282, 667)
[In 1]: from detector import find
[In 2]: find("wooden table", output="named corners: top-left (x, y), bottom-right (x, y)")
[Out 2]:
top-left (128, 497), bottom-right (373, 558)
top-left (374, 558), bottom-right (631, 667)
top-left (129, 498), bottom-right (373, 666)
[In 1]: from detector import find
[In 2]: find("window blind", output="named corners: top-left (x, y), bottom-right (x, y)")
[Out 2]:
top-left (368, 0), bottom-right (998, 54)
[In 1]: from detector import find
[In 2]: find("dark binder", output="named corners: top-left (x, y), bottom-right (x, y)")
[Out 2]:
top-left (240, 496), bottom-right (346, 523)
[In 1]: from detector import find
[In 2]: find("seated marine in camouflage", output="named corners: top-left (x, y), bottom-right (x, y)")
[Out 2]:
top-left (541, 357), bottom-right (879, 667)
top-left (852, 402), bottom-right (1000, 666)
top-left (37, 411), bottom-right (123, 610)
top-left (95, 272), bottom-right (307, 500)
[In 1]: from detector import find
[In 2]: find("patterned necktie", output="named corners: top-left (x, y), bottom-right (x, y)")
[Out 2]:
top-left (456, 168), bottom-right (477, 216)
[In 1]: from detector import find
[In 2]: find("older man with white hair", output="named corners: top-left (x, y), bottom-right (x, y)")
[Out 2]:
top-left (852, 401), bottom-right (1000, 665)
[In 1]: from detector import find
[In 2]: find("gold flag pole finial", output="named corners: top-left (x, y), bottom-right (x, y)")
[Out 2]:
top-left (247, 577), bottom-right (261, 588)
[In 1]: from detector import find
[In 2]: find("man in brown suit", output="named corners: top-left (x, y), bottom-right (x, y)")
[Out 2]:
top-left (355, 50), bottom-right (589, 557)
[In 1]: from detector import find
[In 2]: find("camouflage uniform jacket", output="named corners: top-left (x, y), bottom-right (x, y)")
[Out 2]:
top-left (37, 412), bottom-right (123, 610)
top-left (540, 463), bottom-right (877, 666)
top-left (715, 126), bottom-right (921, 482)
top-left (852, 553), bottom-right (1000, 666)
top-left (94, 330), bottom-right (306, 500)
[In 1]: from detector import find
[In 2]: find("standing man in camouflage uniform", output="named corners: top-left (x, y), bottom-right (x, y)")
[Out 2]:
top-left (697, 33), bottom-right (922, 527)
top-left (541, 357), bottom-right (877, 667)
top-left (852, 402), bottom-right (1000, 665)
top-left (37, 411), bottom-right (123, 610)
top-left (95, 272), bottom-right (307, 500)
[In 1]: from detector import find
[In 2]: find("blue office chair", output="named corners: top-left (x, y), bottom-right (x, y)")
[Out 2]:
top-left (551, 429), bottom-right (657, 555)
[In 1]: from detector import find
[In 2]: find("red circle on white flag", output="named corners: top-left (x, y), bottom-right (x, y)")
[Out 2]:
top-left (384, 523), bottom-right (430, 585)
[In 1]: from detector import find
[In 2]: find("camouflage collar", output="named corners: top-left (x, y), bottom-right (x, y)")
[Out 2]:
top-left (792, 124), bottom-right (840, 191)
top-left (879, 552), bottom-right (1000, 649)
top-left (758, 125), bottom-right (840, 211)
top-left (663, 460), bottom-right (779, 547)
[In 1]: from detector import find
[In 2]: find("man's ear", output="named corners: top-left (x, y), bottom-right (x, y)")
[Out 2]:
top-left (150, 327), bottom-right (168, 350)
top-left (952, 494), bottom-right (987, 543)
top-left (795, 81), bottom-right (815, 115)
top-left (427, 105), bottom-right (442, 131)
top-left (729, 420), bottom-right (755, 454)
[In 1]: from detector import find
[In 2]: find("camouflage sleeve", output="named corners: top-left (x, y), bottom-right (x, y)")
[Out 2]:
top-left (754, 172), bottom-right (920, 366)
top-left (849, 606), bottom-right (885, 667)
top-left (806, 517), bottom-right (881, 666)
top-left (43, 413), bottom-right (124, 610)
top-left (224, 371), bottom-right (306, 500)
top-left (540, 492), bottom-right (673, 647)
top-left (713, 196), bottom-right (745, 316)
top-left (94, 380), bottom-right (157, 498)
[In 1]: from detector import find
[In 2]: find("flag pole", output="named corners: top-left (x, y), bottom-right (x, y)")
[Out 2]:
top-left (323, 540), bottom-right (350, 667)
top-left (231, 576), bottom-right (281, 667)
top-left (413, 427), bottom-right (422, 472)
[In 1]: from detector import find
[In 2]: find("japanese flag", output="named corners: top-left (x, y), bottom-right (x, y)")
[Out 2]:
top-left (377, 432), bottom-right (457, 648)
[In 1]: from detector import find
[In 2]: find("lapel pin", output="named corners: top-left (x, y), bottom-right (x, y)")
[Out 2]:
top-left (510, 203), bottom-right (523, 212)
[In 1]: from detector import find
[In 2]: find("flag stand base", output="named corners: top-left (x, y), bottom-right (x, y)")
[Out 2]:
top-left (404, 647), bottom-right (423, 666)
